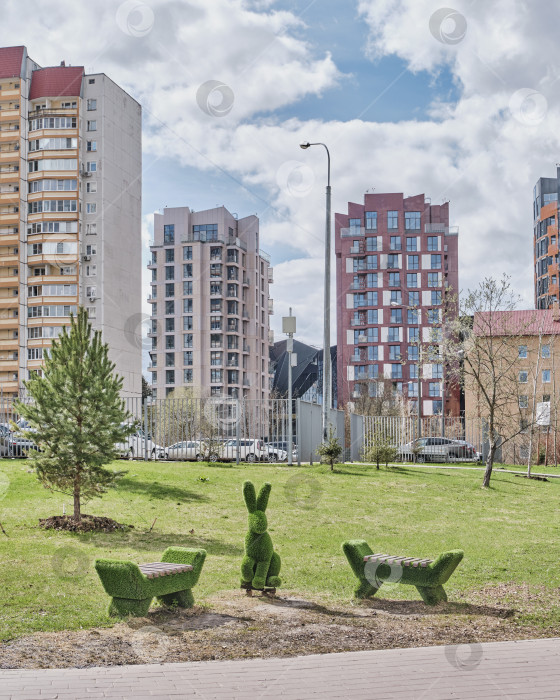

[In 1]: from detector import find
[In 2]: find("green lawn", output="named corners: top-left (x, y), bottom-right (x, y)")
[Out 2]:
top-left (1, 458), bottom-right (559, 640)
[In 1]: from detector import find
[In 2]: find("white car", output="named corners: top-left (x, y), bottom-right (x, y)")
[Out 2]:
top-left (116, 425), bottom-right (166, 460)
top-left (165, 440), bottom-right (220, 462)
top-left (264, 444), bottom-right (288, 462)
top-left (221, 439), bottom-right (269, 462)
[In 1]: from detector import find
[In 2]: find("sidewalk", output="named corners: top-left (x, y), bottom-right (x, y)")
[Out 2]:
top-left (1, 637), bottom-right (559, 699)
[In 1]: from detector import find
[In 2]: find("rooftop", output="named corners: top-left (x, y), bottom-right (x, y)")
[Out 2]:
top-left (0, 46), bottom-right (24, 79)
top-left (29, 66), bottom-right (84, 100)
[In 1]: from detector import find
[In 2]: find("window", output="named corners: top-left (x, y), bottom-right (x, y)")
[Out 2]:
top-left (542, 344), bottom-right (551, 358)
top-left (408, 382), bottom-right (418, 397)
top-left (431, 254), bottom-right (441, 269)
top-left (183, 316), bottom-right (193, 330)
top-left (431, 290), bottom-right (442, 305)
top-left (519, 371), bottom-right (528, 383)
top-left (388, 327), bottom-right (400, 342)
top-left (405, 212), bottom-right (421, 230)
top-left (165, 300), bottom-right (174, 314)
top-left (387, 254), bottom-right (399, 269)
top-left (389, 272), bottom-right (400, 286)
top-left (407, 308), bottom-right (418, 324)
top-left (366, 273), bottom-right (378, 288)
top-left (86, 161), bottom-right (97, 172)
top-left (165, 335), bottom-right (175, 349)
top-left (519, 395), bottom-right (528, 409)
top-left (210, 316), bottom-right (222, 330)
top-left (518, 345), bottom-right (528, 358)
top-left (87, 120), bottom-right (96, 131)
top-left (86, 223), bottom-right (97, 235)
top-left (368, 346), bottom-right (378, 361)
top-left (86, 264), bottom-right (96, 276)
top-left (390, 290), bottom-right (402, 304)
top-left (432, 364), bottom-right (443, 379)
top-left (210, 351), bottom-right (222, 366)
top-left (165, 352), bottom-right (175, 367)
top-left (164, 224), bottom-right (175, 244)
top-left (543, 369), bottom-right (551, 383)
top-left (427, 273), bottom-right (439, 287)
top-left (366, 237), bottom-right (378, 252)
top-left (408, 327), bottom-right (419, 342)
top-left (428, 382), bottom-right (440, 398)
top-left (183, 333), bottom-right (193, 348)
top-left (408, 255), bottom-right (419, 270)
top-left (165, 249), bottom-right (174, 263)
top-left (165, 370), bottom-right (175, 385)
top-left (390, 236), bottom-right (401, 251)
top-left (409, 291), bottom-right (419, 306)
top-left (86, 181), bottom-right (97, 193)
top-left (390, 308), bottom-right (402, 323)
top-left (184, 369), bottom-right (193, 383)
top-left (211, 334), bottom-right (222, 348)
top-left (164, 266), bottom-right (174, 281)
top-left (389, 345), bottom-right (401, 360)
top-left (367, 309), bottom-right (378, 324)
top-left (193, 223), bottom-right (218, 241)
top-left (183, 263), bottom-right (192, 278)
top-left (86, 286), bottom-right (97, 298)
top-left (211, 369), bottom-right (223, 383)
top-left (183, 246), bottom-right (192, 260)
top-left (210, 282), bottom-right (221, 295)
top-left (365, 211), bottom-right (377, 230)
top-left (427, 309), bottom-right (440, 324)
top-left (165, 283), bottom-right (174, 298)
top-left (427, 236), bottom-right (439, 251)
top-left (349, 218), bottom-right (361, 233)
top-left (406, 273), bottom-right (418, 288)
top-left (408, 345), bottom-right (419, 360)
top-left (87, 98), bottom-right (97, 110)
top-left (183, 298), bottom-right (193, 313)
top-left (86, 203), bottom-right (96, 214)
top-left (432, 400), bottom-right (443, 415)
top-left (409, 363), bottom-right (418, 379)
top-left (406, 237), bottom-right (417, 252)
top-left (182, 281), bottom-right (193, 296)
top-left (391, 364), bottom-right (402, 379)
top-left (165, 318), bottom-right (174, 332)
top-left (184, 351), bottom-right (193, 365)
top-left (387, 211), bottom-right (398, 229)
top-left (86, 140), bottom-right (97, 152)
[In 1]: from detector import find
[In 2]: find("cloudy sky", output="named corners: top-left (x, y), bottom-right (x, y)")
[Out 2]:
top-left (3, 0), bottom-right (558, 355)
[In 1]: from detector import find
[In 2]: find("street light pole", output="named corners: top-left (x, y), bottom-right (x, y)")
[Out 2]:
top-left (282, 309), bottom-right (296, 466)
top-left (300, 141), bottom-right (331, 441)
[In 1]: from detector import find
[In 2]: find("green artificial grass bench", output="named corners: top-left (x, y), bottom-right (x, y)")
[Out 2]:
top-left (95, 547), bottom-right (206, 617)
top-left (342, 539), bottom-right (463, 605)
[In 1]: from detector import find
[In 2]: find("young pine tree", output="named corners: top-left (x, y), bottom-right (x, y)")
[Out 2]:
top-left (15, 308), bottom-right (134, 522)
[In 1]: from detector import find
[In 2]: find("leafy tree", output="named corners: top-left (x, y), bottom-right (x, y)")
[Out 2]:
top-left (317, 428), bottom-right (343, 471)
top-left (15, 308), bottom-right (134, 522)
top-left (141, 375), bottom-right (152, 404)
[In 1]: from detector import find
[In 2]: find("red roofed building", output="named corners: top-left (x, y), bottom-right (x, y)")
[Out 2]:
top-left (0, 46), bottom-right (142, 400)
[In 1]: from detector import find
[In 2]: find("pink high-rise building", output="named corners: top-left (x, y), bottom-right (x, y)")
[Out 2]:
top-left (335, 192), bottom-right (460, 416)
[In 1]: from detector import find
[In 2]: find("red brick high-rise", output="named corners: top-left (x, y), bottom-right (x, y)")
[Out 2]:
top-left (335, 192), bottom-right (460, 416)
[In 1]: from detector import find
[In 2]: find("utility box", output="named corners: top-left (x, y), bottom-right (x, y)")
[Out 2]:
top-left (282, 316), bottom-right (296, 334)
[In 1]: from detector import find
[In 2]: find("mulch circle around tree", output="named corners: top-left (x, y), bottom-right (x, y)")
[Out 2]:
top-left (39, 515), bottom-right (131, 533)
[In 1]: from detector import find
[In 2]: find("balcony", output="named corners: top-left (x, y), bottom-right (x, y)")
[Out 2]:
top-left (348, 242), bottom-right (365, 255)
top-left (341, 226), bottom-right (365, 238)
top-left (268, 330), bottom-right (274, 344)
top-left (350, 317), bottom-right (366, 327)
top-left (243, 343), bottom-right (250, 353)
top-left (350, 353), bottom-right (364, 363)
top-left (349, 281), bottom-right (365, 290)
top-left (355, 334), bottom-right (368, 344)
top-left (147, 295), bottom-right (157, 303)
top-left (268, 268), bottom-right (273, 283)
top-left (259, 249), bottom-right (271, 264)
top-left (242, 310), bottom-right (249, 319)
top-left (242, 274), bottom-right (250, 286)
top-left (268, 298), bottom-right (273, 315)
top-left (243, 378), bottom-right (250, 387)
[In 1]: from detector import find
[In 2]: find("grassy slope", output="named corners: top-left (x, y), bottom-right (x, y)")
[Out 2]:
top-left (0, 459), bottom-right (559, 640)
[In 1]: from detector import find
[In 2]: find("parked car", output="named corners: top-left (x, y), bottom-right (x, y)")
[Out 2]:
top-left (165, 440), bottom-right (220, 462)
top-left (268, 441), bottom-right (298, 460)
top-left (221, 439), bottom-right (268, 462)
top-left (115, 425), bottom-right (166, 460)
top-left (397, 437), bottom-right (480, 463)
top-left (0, 423), bottom-right (38, 458)
top-left (263, 444), bottom-right (288, 462)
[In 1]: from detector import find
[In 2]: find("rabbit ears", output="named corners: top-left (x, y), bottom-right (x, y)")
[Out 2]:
top-left (243, 480), bottom-right (272, 512)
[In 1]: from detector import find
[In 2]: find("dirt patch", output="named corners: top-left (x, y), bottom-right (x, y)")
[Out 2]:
top-left (39, 514), bottom-right (130, 533)
top-left (0, 584), bottom-right (558, 669)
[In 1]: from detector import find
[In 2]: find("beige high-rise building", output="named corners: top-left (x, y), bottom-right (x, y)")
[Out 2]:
top-left (0, 45), bottom-right (142, 399)
top-left (148, 206), bottom-right (273, 401)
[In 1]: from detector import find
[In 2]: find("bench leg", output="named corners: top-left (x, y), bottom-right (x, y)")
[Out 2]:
top-left (355, 581), bottom-right (380, 599)
top-left (157, 589), bottom-right (194, 609)
top-left (416, 585), bottom-right (447, 605)
top-left (109, 596), bottom-right (152, 617)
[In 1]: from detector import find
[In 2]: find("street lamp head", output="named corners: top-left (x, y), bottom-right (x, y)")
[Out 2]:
top-left (299, 142), bottom-right (311, 150)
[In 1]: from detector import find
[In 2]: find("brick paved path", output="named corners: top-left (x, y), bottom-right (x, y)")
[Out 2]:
top-left (1, 637), bottom-right (559, 699)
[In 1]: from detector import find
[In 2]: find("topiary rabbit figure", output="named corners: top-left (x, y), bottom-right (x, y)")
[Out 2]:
top-left (241, 480), bottom-right (281, 595)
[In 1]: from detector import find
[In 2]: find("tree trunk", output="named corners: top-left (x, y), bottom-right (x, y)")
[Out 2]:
top-left (482, 442), bottom-right (495, 488)
top-left (73, 473), bottom-right (81, 522)
top-left (330, 458), bottom-right (334, 472)
top-left (376, 455), bottom-right (380, 470)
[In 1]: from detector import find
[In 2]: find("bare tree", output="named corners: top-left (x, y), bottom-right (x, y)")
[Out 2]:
top-left (445, 276), bottom-right (537, 488)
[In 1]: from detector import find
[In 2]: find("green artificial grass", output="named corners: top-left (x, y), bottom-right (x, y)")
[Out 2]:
top-left (241, 481), bottom-right (281, 591)
top-left (1, 459), bottom-right (560, 640)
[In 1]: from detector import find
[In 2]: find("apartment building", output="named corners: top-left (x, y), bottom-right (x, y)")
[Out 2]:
top-left (335, 192), bottom-right (460, 416)
top-left (534, 166), bottom-right (560, 309)
top-left (0, 45), bottom-right (142, 399)
top-left (148, 206), bottom-right (273, 401)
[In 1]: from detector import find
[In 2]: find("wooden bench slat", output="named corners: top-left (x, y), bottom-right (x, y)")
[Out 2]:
top-left (363, 554), bottom-right (434, 568)
top-left (138, 562), bottom-right (194, 579)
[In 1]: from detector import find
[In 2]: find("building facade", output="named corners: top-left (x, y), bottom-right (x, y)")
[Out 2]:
top-left (148, 206), bottom-right (273, 401)
top-left (335, 192), bottom-right (460, 416)
top-left (0, 45), bottom-right (142, 398)
top-left (270, 339), bottom-right (337, 405)
top-left (533, 166), bottom-right (560, 309)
